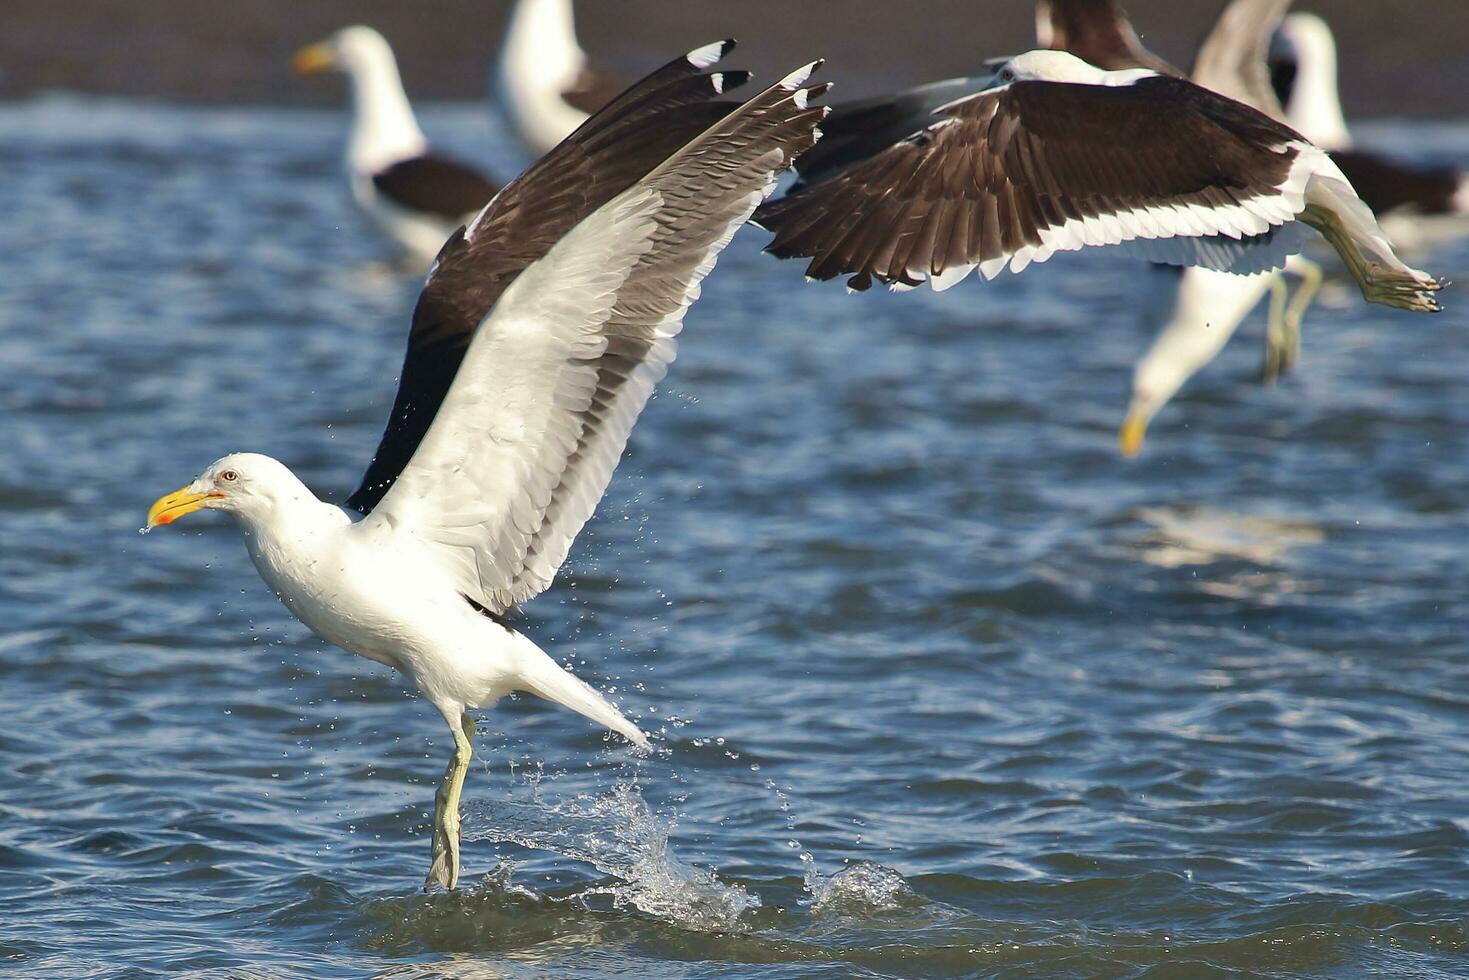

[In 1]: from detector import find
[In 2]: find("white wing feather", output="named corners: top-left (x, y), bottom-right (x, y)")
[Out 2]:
top-left (364, 69), bottom-right (825, 613)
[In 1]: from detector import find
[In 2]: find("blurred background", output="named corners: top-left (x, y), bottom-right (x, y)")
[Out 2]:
top-left (3, 0), bottom-right (1465, 115)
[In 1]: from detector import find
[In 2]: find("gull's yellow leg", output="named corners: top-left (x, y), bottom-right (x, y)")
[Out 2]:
top-left (1280, 257), bottom-right (1324, 375)
top-left (1263, 273), bottom-right (1290, 386)
top-left (425, 712), bottom-right (475, 891)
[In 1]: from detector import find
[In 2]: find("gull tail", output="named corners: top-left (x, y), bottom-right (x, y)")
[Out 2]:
top-left (515, 643), bottom-right (651, 751)
top-left (1301, 172), bottom-right (1443, 312)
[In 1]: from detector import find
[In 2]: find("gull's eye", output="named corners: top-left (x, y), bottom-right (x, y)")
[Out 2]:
top-left (220, 469), bottom-right (239, 483)
top-left (1000, 68), bottom-right (1015, 82)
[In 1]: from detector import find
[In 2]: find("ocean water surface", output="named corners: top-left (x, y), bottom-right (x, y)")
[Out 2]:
top-left (2, 98), bottom-right (1468, 978)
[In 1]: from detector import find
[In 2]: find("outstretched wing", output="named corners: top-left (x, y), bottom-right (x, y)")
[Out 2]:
top-left (362, 66), bottom-right (830, 615)
top-left (786, 75), bottom-right (991, 189)
top-left (756, 74), bottom-right (1315, 292)
top-left (347, 42), bottom-right (752, 514)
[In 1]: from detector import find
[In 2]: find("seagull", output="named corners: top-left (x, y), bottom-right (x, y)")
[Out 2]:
top-left (1117, 0), bottom-right (1327, 456)
top-left (494, 0), bottom-right (623, 158)
top-left (755, 49), bottom-right (1440, 319)
top-left (294, 25), bottom-right (501, 264)
top-left (147, 43), bottom-right (828, 892)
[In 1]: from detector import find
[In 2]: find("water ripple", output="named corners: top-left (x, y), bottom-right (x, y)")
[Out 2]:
top-left (1, 100), bottom-right (1467, 978)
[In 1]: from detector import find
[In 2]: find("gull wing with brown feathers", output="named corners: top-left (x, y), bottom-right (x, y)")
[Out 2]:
top-left (362, 64), bottom-right (830, 614)
top-left (347, 42), bottom-right (752, 514)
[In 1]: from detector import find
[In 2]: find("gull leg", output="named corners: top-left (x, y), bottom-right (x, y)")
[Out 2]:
top-left (1299, 204), bottom-right (1442, 313)
top-left (425, 711), bottom-right (475, 892)
top-left (1279, 258), bottom-right (1324, 376)
top-left (1263, 273), bottom-right (1290, 386)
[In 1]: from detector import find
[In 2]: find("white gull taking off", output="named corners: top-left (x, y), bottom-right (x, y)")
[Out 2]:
top-left (147, 43), bottom-right (828, 892)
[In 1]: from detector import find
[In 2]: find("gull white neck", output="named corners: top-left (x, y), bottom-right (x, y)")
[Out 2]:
top-left (498, 0), bottom-right (590, 152)
top-left (1281, 22), bottom-right (1352, 150)
top-left (343, 49), bottom-right (428, 174)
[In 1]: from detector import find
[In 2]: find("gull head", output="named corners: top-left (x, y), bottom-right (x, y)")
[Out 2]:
top-left (145, 453), bottom-right (302, 531)
top-left (1120, 355), bottom-right (1190, 459)
top-left (292, 25), bottom-right (393, 78)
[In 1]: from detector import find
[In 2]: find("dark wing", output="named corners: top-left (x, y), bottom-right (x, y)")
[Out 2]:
top-left (755, 75), bottom-right (1308, 292)
top-left (1037, 0), bottom-right (1183, 74)
top-left (1331, 149), bottom-right (1464, 217)
top-left (371, 155), bottom-right (501, 220)
top-left (789, 75), bottom-right (991, 189)
top-left (347, 42), bottom-right (750, 514)
top-left (560, 63), bottom-right (627, 115)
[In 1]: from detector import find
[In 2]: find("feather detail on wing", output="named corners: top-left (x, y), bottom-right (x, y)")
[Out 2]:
top-left (364, 65), bottom-right (830, 614)
top-left (756, 75), bottom-right (1318, 292)
top-left (347, 42), bottom-right (752, 514)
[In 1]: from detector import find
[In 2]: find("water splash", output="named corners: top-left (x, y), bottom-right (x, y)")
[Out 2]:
top-left (462, 780), bottom-right (758, 932)
top-left (802, 856), bottom-right (917, 916)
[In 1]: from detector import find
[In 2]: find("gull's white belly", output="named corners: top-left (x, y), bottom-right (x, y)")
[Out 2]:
top-left (244, 519), bottom-right (509, 698)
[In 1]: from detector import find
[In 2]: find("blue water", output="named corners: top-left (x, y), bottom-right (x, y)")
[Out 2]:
top-left (2, 96), bottom-right (1468, 978)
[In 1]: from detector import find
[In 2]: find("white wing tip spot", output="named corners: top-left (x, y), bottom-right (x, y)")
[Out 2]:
top-left (686, 40), bottom-right (731, 70)
top-left (779, 60), bottom-right (823, 91)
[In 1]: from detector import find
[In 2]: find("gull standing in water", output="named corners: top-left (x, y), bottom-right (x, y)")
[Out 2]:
top-left (294, 26), bottom-right (502, 264)
top-left (494, 0), bottom-right (623, 157)
top-left (146, 43), bottom-right (828, 891)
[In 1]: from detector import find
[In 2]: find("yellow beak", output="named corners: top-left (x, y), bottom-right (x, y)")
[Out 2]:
top-left (146, 486), bottom-right (222, 528)
top-left (1118, 413), bottom-right (1149, 458)
top-left (292, 42), bottom-right (335, 75)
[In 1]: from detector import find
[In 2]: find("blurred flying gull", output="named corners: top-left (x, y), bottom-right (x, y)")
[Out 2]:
top-left (1110, 0), bottom-right (1329, 457)
top-left (1119, 4), bottom-right (1469, 457)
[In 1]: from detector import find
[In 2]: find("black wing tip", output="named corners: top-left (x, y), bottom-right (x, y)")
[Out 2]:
top-left (776, 61), bottom-right (829, 106)
top-left (805, 81), bottom-right (835, 102)
top-left (714, 69), bottom-right (753, 95)
top-left (686, 39), bottom-right (736, 69)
